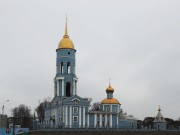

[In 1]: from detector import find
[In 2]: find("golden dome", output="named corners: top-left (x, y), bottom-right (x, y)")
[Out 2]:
top-left (57, 18), bottom-right (75, 50)
top-left (58, 36), bottom-right (74, 49)
top-left (106, 85), bottom-right (114, 92)
top-left (101, 98), bottom-right (121, 105)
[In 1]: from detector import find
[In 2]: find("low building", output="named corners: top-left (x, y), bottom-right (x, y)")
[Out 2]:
top-left (0, 114), bottom-right (7, 128)
top-left (8, 117), bottom-right (21, 128)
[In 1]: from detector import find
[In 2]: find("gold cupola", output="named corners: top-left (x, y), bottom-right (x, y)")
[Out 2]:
top-left (106, 85), bottom-right (114, 93)
top-left (101, 98), bottom-right (120, 105)
top-left (57, 17), bottom-right (75, 50)
top-left (101, 84), bottom-right (121, 105)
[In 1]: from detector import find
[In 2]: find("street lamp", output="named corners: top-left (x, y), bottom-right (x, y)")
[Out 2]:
top-left (2, 100), bottom-right (9, 115)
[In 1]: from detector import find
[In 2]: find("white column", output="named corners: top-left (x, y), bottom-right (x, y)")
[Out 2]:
top-left (57, 80), bottom-right (59, 96)
top-left (87, 113), bottom-right (89, 127)
top-left (116, 115), bottom-right (118, 126)
top-left (65, 106), bottom-right (68, 127)
top-left (62, 79), bottom-right (64, 96)
top-left (94, 114), bottom-right (97, 128)
top-left (110, 114), bottom-right (112, 127)
top-left (102, 105), bottom-right (104, 111)
top-left (75, 81), bottom-right (77, 95)
top-left (73, 78), bottom-right (78, 95)
top-left (79, 107), bottom-right (81, 127)
top-left (110, 105), bottom-right (112, 112)
top-left (83, 107), bottom-right (85, 127)
top-left (70, 106), bottom-right (72, 128)
top-left (73, 80), bottom-right (75, 95)
top-left (100, 114), bottom-right (102, 127)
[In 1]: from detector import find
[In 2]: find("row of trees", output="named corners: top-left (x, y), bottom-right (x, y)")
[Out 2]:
top-left (10, 98), bottom-right (50, 129)
top-left (11, 104), bottom-right (32, 129)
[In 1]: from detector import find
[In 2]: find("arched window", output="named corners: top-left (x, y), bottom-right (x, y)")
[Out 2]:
top-left (59, 116), bottom-right (62, 122)
top-left (106, 107), bottom-right (109, 112)
top-left (67, 62), bottom-right (70, 74)
top-left (60, 62), bottom-right (63, 73)
top-left (72, 99), bottom-right (79, 104)
top-left (66, 82), bottom-right (71, 97)
top-left (74, 63), bottom-right (76, 74)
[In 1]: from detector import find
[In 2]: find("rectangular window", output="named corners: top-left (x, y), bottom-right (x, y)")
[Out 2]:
top-left (73, 107), bottom-right (78, 114)
top-left (73, 116), bottom-right (78, 122)
top-left (113, 108), bottom-right (116, 113)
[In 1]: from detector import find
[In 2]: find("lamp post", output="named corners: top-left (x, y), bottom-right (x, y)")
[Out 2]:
top-left (33, 109), bottom-right (38, 130)
top-left (2, 100), bottom-right (9, 115)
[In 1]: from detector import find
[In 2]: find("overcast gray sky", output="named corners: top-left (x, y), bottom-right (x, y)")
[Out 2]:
top-left (0, 0), bottom-right (180, 120)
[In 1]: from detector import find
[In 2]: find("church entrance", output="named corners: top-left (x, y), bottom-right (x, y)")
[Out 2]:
top-left (66, 82), bottom-right (71, 97)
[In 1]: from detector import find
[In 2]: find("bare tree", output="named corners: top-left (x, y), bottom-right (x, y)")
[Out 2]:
top-left (90, 102), bottom-right (100, 111)
top-left (11, 104), bottom-right (32, 129)
top-left (36, 98), bottom-right (50, 123)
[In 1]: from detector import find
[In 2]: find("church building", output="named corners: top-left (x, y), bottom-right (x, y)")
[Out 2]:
top-left (44, 18), bottom-right (137, 129)
top-left (153, 106), bottom-right (167, 130)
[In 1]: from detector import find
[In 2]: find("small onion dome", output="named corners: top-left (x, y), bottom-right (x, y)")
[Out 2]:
top-left (101, 98), bottom-right (121, 105)
top-left (158, 106), bottom-right (161, 112)
top-left (106, 85), bottom-right (114, 93)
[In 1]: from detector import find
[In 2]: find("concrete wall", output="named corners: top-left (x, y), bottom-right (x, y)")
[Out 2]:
top-left (29, 131), bottom-right (180, 135)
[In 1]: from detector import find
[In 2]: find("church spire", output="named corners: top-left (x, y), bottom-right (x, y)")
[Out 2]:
top-left (57, 16), bottom-right (75, 50)
top-left (65, 15), bottom-right (68, 35)
top-left (64, 15), bottom-right (69, 38)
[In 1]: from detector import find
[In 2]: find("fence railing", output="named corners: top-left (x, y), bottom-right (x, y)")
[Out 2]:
top-left (35, 124), bottom-right (180, 132)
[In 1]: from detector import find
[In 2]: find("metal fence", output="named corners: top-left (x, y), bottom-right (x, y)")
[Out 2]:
top-left (35, 124), bottom-right (180, 132)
